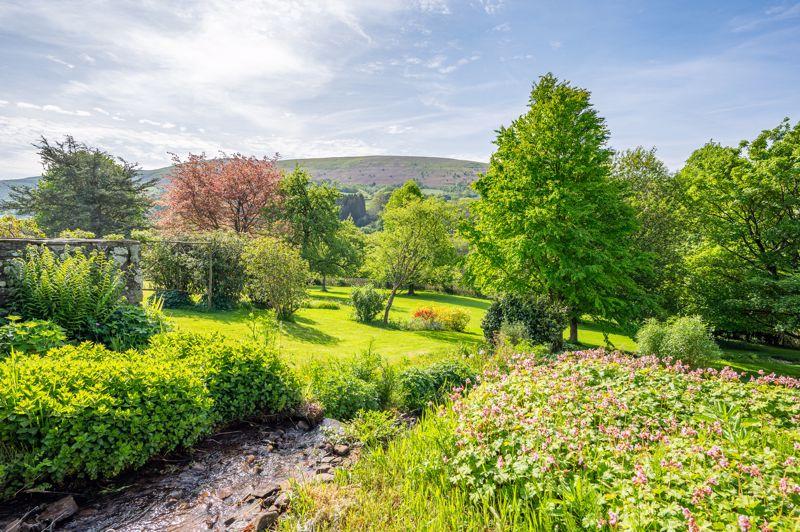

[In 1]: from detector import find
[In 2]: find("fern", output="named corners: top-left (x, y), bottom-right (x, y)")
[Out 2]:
top-left (10, 245), bottom-right (125, 339)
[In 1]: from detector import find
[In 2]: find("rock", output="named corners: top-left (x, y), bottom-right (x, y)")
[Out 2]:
top-left (252, 510), bottom-right (279, 531)
top-left (245, 454), bottom-right (256, 464)
top-left (333, 444), bottom-right (349, 456)
top-left (252, 482), bottom-right (280, 499)
top-left (39, 496), bottom-right (79, 524)
top-left (315, 465), bottom-right (331, 474)
top-left (296, 420), bottom-right (310, 431)
top-left (272, 492), bottom-right (290, 511)
top-left (314, 473), bottom-right (335, 483)
top-left (216, 486), bottom-right (234, 500)
top-left (319, 418), bottom-right (343, 434)
top-left (3, 517), bottom-right (24, 532)
top-left (265, 444), bottom-right (275, 452)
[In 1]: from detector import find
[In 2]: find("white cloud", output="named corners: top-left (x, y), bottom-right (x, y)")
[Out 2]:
top-left (0, 100), bottom-right (8, 106)
top-left (415, 0), bottom-right (450, 15)
top-left (491, 22), bottom-right (510, 32)
top-left (45, 54), bottom-right (75, 69)
top-left (550, 40), bottom-right (563, 50)
top-left (93, 107), bottom-right (109, 115)
top-left (80, 53), bottom-right (95, 64)
top-left (477, 0), bottom-right (504, 15)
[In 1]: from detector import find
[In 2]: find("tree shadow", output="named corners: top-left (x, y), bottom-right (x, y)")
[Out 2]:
top-left (410, 329), bottom-right (483, 346)
top-left (281, 316), bottom-right (339, 345)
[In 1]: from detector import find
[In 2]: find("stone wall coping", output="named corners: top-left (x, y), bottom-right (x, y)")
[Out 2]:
top-left (0, 238), bottom-right (139, 244)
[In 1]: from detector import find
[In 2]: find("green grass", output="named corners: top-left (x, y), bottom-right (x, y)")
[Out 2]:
top-left (163, 286), bottom-right (489, 367)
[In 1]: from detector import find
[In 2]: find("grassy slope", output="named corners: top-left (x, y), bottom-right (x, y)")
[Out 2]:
top-left (164, 286), bottom-right (800, 377)
top-left (164, 287), bottom-right (489, 368)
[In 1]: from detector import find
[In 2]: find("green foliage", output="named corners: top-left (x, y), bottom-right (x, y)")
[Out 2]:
top-left (198, 230), bottom-right (247, 309)
top-left (481, 294), bottom-right (568, 349)
top-left (243, 237), bottom-right (310, 319)
top-left (409, 306), bottom-right (470, 332)
top-left (466, 74), bottom-right (651, 337)
top-left (350, 284), bottom-right (385, 322)
top-left (637, 315), bottom-right (721, 367)
top-left (89, 299), bottom-right (169, 351)
top-left (58, 228), bottom-right (96, 238)
top-left (148, 289), bottom-right (193, 309)
top-left (10, 245), bottom-right (125, 339)
top-left (0, 333), bottom-right (300, 499)
top-left (0, 215), bottom-right (45, 238)
top-left (385, 180), bottom-right (424, 210)
top-left (397, 359), bottom-right (475, 413)
top-left (1, 136), bottom-right (156, 236)
top-left (343, 410), bottom-right (403, 449)
top-left (102, 233), bottom-right (125, 240)
top-left (678, 119), bottom-right (800, 342)
top-left (0, 317), bottom-right (66, 356)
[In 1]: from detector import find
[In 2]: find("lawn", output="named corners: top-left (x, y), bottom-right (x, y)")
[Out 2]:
top-left (163, 286), bottom-right (489, 367)
top-left (161, 286), bottom-right (800, 376)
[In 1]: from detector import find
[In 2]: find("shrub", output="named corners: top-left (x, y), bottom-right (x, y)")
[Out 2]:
top-left (243, 237), bottom-right (310, 319)
top-left (437, 307), bottom-right (470, 332)
top-left (57, 228), bottom-right (96, 238)
top-left (309, 364), bottom-right (379, 421)
top-left (141, 238), bottom-right (197, 306)
top-left (9, 245), bottom-right (125, 339)
top-left (88, 300), bottom-right (169, 351)
top-left (302, 299), bottom-right (341, 310)
top-left (350, 284), bottom-right (384, 323)
top-left (195, 230), bottom-right (247, 309)
top-left (148, 288), bottom-right (193, 309)
top-left (397, 359), bottom-right (475, 413)
top-left (0, 215), bottom-right (45, 238)
top-left (409, 306), bottom-right (470, 332)
top-left (0, 317), bottom-right (66, 356)
top-left (440, 349), bottom-right (800, 529)
top-left (102, 233), bottom-right (125, 240)
top-left (0, 333), bottom-right (300, 499)
top-left (343, 409), bottom-right (403, 449)
top-left (637, 315), bottom-right (721, 367)
top-left (481, 295), bottom-right (568, 349)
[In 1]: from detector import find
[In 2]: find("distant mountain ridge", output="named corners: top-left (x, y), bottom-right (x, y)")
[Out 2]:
top-left (0, 155), bottom-right (488, 203)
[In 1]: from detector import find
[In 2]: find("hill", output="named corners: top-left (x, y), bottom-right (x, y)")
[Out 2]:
top-left (0, 155), bottom-right (487, 204)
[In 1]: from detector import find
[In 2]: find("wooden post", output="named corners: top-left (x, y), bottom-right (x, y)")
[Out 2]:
top-left (207, 249), bottom-right (213, 311)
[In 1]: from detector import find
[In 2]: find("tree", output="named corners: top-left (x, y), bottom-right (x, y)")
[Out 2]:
top-left (162, 152), bottom-right (282, 233)
top-left (369, 197), bottom-right (454, 323)
top-left (242, 237), bottom-right (310, 320)
top-left (273, 168), bottom-right (364, 289)
top-left (612, 147), bottom-right (686, 315)
top-left (2, 136), bottom-right (156, 236)
top-left (0, 215), bottom-right (45, 238)
top-left (465, 73), bottom-right (649, 343)
top-left (385, 180), bottom-right (424, 211)
top-left (678, 119), bottom-right (800, 342)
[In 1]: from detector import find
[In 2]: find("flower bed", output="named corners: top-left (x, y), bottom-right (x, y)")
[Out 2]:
top-left (446, 349), bottom-right (800, 529)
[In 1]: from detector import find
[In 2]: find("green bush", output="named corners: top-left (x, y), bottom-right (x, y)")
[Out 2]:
top-left (398, 359), bottom-right (475, 413)
top-left (148, 288), bottom-right (193, 309)
top-left (0, 333), bottom-right (300, 499)
top-left (243, 237), bottom-right (310, 319)
top-left (343, 409), bottom-right (403, 449)
top-left (197, 231), bottom-right (247, 309)
top-left (57, 228), bottom-right (96, 238)
top-left (350, 284), bottom-right (384, 322)
top-left (481, 295), bottom-right (568, 350)
top-left (88, 300), bottom-right (169, 351)
top-left (0, 317), bottom-right (66, 356)
top-left (10, 245), bottom-right (125, 339)
top-left (309, 364), bottom-right (379, 421)
top-left (637, 315), bottom-right (721, 367)
top-left (141, 238), bottom-right (197, 306)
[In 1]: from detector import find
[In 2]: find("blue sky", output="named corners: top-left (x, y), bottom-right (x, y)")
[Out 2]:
top-left (0, 0), bottom-right (798, 178)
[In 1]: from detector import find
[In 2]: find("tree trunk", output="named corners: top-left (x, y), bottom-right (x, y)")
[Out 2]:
top-left (569, 317), bottom-right (579, 344)
top-left (321, 274), bottom-right (327, 292)
top-left (383, 286), bottom-right (399, 324)
top-left (407, 283), bottom-right (415, 295)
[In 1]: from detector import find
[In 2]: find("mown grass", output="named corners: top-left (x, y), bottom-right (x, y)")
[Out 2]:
top-left (163, 286), bottom-right (489, 367)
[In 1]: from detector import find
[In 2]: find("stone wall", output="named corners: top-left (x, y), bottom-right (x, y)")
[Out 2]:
top-left (0, 238), bottom-right (143, 313)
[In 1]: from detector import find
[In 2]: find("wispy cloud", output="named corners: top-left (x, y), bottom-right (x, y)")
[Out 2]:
top-left (45, 55), bottom-right (74, 69)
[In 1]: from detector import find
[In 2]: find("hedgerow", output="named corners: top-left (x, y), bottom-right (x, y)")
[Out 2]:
top-left (0, 332), bottom-right (300, 499)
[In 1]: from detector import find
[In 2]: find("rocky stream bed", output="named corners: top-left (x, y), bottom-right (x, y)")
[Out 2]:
top-left (0, 418), bottom-right (353, 532)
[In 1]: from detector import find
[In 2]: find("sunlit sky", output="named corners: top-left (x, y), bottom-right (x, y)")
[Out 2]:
top-left (0, 0), bottom-right (798, 178)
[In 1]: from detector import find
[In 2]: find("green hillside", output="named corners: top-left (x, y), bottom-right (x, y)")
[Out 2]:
top-left (0, 155), bottom-right (487, 204)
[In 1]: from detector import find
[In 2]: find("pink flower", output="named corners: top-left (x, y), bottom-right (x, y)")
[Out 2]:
top-left (608, 511), bottom-right (619, 527)
top-left (739, 515), bottom-right (752, 531)
top-left (682, 507), bottom-right (699, 532)
top-left (633, 464), bottom-right (648, 486)
top-left (496, 455), bottom-right (504, 469)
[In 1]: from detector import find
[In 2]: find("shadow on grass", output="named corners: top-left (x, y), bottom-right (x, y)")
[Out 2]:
top-left (394, 291), bottom-right (491, 310)
top-left (411, 329), bottom-right (483, 346)
top-left (281, 316), bottom-right (339, 345)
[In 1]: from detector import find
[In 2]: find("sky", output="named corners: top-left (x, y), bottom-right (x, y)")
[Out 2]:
top-left (0, 0), bottom-right (799, 179)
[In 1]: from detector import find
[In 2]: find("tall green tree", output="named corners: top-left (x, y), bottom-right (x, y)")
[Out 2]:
top-left (275, 167), bottom-right (364, 289)
top-left (2, 136), bottom-right (157, 236)
top-left (465, 73), bottom-right (649, 342)
top-left (678, 119), bottom-right (800, 342)
top-left (385, 180), bottom-right (424, 211)
top-left (612, 147), bottom-right (686, 314)
top-left (369, 197), bottom-right (455, 323)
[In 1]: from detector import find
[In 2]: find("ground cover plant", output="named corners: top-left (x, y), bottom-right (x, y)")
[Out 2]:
top-left (0, 332), bottom-right (300, 499)
top-left (281, 349), bottom-right (800, 530)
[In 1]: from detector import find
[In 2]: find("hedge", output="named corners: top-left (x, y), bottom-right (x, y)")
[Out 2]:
top-left (0, 332), bottom-right (300, 499)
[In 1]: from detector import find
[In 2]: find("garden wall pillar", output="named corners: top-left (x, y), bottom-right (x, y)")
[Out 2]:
top-left (0, 238), bottom-right (143, 313)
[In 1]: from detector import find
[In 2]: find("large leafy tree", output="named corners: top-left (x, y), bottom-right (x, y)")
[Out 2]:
top-left (369, 196), bottom-right (455, 323)
top-left (612, 147), bottom-right (686, 315)
top-left (465, 73), bottom-right (649, 342)
top-left (2, 136), bottom-right (157, 236)
top-left (678, 119), bottom-right (800, 342)
top-left (161, 152), bottom-right (282, 233)
top-left (274, 168), bottom-right (364, 288)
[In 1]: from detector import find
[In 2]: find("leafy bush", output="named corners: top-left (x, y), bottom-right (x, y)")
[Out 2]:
top-left (442, 349), bottom-right (800, 529)
top-left (437, 307), bottom-right (470, 332)
top-left (102, 233), bottom-right (125, 240)
top-left (409, 306), bottom-right (470, 332)
top-left (141, 238), bottom-right (197, 306)
top-left (9, 245), bottom-right (125, 339)
top-left (196, 231), bottom-right (247, 309)
top-left (58, 228), bottom-right (96, 238)
top-left (343, 409), bottom-right (403, 449)
top-left (397, 359), bottom-right (475, 413)
top-left (309, 364), bottom-right (379, 421)
top-left (302, 299), bottom-right (341, 310)
top-left (148, 288), bottom-right (193, 309)
top-left (350, 284), bottom-right (384, 322)
top-left (89, 300), bottom-right (169, 351)
top-left (0, 317), bottom-right (66, 356)
top-left (637, 315), bottom-right (721, 367)
top-left (243, 237), bottom-right (310, 319)
top-left (0, 333), bottom-right (300, 499)
top-left (481, 295), bottom-right (568, 349)
top-left (0, 215), bottom-right (45, 238)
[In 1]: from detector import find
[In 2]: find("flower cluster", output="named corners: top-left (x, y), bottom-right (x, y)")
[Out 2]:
top-left (442, 349), bottom-right (800, 529)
